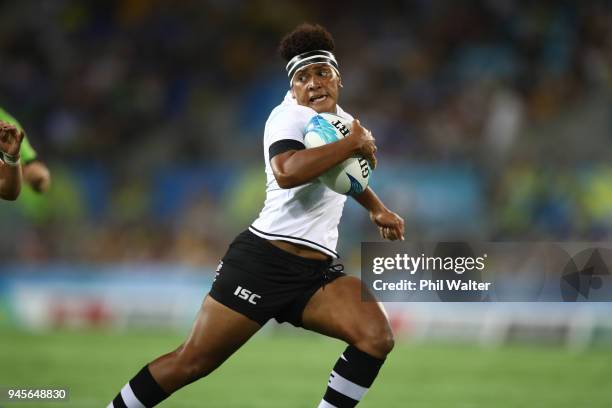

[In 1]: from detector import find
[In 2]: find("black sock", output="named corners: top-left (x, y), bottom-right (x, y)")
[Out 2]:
top-left (318, 345), bottom-right (386, 408)
top-left (108, 365), bottom-right (169, 408)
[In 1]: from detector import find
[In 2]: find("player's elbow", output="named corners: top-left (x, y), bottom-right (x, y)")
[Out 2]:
top-left (270, 151), bottom-right (306, 189)
top-left (271, 160), bottom-right (302, 189)
top-left (274, 171), bottom-right (300, 189)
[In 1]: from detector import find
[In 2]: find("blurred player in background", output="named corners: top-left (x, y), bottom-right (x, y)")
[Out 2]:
top-left (109, 23), bottom-right (404, 408)
top-left (0, 120), bottom-right (24, 200)
top-left (0, 107), bottom-right (52, 194)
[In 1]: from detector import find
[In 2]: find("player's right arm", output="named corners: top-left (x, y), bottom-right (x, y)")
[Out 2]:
top-left (0, 121), bottom-right (24, 200)
top-left (271, 119), bottom-right (377, 189)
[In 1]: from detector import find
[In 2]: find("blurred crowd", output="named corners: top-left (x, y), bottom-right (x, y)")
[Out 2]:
top-left (1, 0), bottom-right (612, 266)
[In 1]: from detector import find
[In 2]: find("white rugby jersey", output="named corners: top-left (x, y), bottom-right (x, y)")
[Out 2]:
top-left (250, 91), bottom-right (354, 258)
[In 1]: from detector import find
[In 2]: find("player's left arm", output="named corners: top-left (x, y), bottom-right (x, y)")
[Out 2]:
top-left (353, 187), bottom-right (405, 241)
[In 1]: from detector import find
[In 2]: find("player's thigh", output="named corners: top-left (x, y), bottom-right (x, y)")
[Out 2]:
top-left (183, 295), bottom-right (261, 360)
top-left (301, 276), bottom-right (393, 358)
top-left (150, 295), bottom-right (261, 389)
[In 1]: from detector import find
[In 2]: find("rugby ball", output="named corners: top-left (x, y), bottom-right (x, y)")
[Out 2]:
top-left (304, 113), bottom-right (371, 196)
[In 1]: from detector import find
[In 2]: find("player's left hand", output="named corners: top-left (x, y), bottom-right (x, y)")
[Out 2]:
top-left (370, 209), bottom-right (405, 241)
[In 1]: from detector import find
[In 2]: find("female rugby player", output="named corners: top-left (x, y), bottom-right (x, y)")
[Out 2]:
top-left (109, 23), bottom-right (404, 408)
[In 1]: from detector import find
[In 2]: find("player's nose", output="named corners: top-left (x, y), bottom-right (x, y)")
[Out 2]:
top-left (307, 76), bottom-right (321, 89)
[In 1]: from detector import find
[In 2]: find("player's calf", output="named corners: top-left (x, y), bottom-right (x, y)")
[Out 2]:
top-left (318, 326), bottom-right (393, 407)
top-left (161, 344), bottom-right (227, 388)
top-left (318, 345), bottom-right (388, 408)
top-left (107, 348), bottom-right (223, 408)
top-left (107, 365), bottom-right (168, 408)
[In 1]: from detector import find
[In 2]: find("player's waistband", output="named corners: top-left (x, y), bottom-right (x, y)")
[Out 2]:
top-left (236, 228), bottom-right (335, 267)
top-left (247, 225), bottom-right (339, 259)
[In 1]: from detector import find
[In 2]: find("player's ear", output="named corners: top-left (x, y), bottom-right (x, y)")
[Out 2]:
top-left (290, 87), bottom-right (296, 98)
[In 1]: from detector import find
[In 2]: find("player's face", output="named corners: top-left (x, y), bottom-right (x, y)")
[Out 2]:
top-left (291, 63), bottom-right (341, 113)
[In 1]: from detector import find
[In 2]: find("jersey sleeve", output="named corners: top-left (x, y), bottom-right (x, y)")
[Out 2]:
top-left (264, 105), bottom-right (316, 159)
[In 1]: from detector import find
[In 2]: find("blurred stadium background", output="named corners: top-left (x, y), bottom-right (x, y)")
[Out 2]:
top-left (1, 1), bottom-right (612, 407)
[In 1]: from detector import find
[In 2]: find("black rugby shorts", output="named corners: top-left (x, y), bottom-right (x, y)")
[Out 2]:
top-left (209, 230), bottom-right (345, 326)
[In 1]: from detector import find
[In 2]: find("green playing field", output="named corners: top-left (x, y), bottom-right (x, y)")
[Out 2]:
top-left (1, 329), bottom-right (610, 407)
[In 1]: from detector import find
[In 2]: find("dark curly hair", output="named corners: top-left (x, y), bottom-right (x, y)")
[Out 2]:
top-left (279, 23), bottom-right (336, 62)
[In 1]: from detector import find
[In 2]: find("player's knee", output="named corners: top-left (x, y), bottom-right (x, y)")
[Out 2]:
top-left (371, 329), bottom-right (395, 357)
top-left (354, 325), bottom-right (395, 358)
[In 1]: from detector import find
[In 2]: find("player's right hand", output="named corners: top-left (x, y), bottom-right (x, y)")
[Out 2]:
top-left (349, 119), bottom-right (377, 169)
top-left (0, 120), bottom-right (24, 157)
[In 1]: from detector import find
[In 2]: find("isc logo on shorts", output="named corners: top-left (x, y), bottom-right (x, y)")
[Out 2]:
top-left (234, 286), bottom-right (261, 305)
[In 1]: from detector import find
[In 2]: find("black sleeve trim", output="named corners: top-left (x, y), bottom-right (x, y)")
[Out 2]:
top-left (269, 139), bottom-right (305, 159)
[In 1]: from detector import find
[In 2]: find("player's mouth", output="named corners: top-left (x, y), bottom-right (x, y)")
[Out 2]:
top-left (309, 94), bottom-right (328, 104)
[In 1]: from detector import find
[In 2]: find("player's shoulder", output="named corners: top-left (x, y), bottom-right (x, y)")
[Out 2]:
top-left (266, 103), bottom-right (317, 137)
top-left (267, 101), bottom-right (317, 131)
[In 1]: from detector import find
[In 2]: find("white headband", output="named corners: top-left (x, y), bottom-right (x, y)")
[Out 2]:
top-left (286, 50), bottom-right (339, 84)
